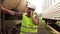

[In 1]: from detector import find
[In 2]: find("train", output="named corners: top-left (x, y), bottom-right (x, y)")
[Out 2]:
top-left (42, 2), bottom-right (60, 25)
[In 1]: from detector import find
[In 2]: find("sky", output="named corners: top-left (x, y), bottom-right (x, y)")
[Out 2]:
top-left (27, 0), bottom-right (44, 14)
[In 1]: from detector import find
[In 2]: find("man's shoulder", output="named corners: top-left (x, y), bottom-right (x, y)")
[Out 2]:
top-left (23, 13), bottom-right (27, 15)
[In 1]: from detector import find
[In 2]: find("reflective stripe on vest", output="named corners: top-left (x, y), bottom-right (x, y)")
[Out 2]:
top-left (22, 25), bottom-right (37, 29)
top-left (20, 31), bottom-right (37, 34)
top-left (21, 25), bottom-right (37, 33)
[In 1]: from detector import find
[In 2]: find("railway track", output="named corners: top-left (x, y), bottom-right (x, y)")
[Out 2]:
top-left (47, 24), bottom-right (60, 34)
top-left (48, 24), bottom-right (60, 32)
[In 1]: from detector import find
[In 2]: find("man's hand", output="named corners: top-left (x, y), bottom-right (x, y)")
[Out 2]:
top-left (16, 12), bottom-right (23, 16)
top-left (30, 11), bottom-right (39, 25)
top-left (30, 11), bottom-right (34, 17)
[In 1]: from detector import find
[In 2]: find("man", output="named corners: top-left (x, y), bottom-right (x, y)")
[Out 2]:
top-left (20, 4), bottom-right (39, 34)
top-left (1, 5), bottom-right (22, 34)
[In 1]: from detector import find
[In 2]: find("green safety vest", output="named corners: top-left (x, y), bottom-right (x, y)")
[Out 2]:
top-left (20, 13), bottom-right (37, 34)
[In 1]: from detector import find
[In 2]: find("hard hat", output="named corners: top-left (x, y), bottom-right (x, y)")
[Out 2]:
top-left (27, 4), bottom-right (36, 9)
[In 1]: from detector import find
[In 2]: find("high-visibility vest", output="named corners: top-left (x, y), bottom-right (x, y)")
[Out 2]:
top-left (20, 13), bottom-right (37, 34)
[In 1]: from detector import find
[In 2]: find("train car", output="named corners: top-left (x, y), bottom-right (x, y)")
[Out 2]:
top-left (42, 0), bottom-right (60, 32)
top-left (42, 2), bottom-right (60, 24)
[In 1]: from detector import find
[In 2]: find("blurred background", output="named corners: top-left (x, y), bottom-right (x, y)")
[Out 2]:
top-left (0, 0), bottom-right (60, 34)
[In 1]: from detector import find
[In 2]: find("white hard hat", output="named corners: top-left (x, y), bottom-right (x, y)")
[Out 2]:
top-left (27, 4), bottom-right (36, 9)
